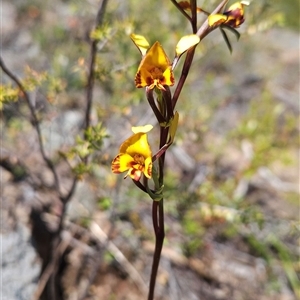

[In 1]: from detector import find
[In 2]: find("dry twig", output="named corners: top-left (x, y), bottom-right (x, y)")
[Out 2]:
top-left (90, 221), bottom-right (148, 295)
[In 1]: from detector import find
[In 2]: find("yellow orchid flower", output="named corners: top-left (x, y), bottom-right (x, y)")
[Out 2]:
top-left (111, 125), bottom-right (153, 181)
top-left (134, 41), bottom-right (175, 90)
top-left (130, 34), bottom-right (199, 90)
top-left (208, 1), bottom-right (249, 28)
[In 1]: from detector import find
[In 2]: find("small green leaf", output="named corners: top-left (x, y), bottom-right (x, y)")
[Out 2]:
top-left (222, 25), bottom-right (241, 40)
top-left (220, 26), bottom-right (232, 53)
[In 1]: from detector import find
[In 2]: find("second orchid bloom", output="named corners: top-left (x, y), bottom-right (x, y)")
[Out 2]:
top-left (111, 125), bottom-right (153, 181)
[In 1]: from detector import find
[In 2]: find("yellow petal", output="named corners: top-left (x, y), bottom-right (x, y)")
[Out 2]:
top-left (208, 14), bottom-right (227, 27)
top-left (132, 124), bottom-right (153, 134)
top-left (140, 42), bottom-right (171, 71)
top-left (126, 133), bottom-right (152, 159)
top-left (143, 157), bottom-right (152, 179)
top-left (175, 35), bottom-right (200, 57)
top-left (135, 68), bottom-right (152, 88)
top-left (112, 153), bottom-right (134, 173)
top-left (119, 133), bottom-right (152, 159)
top-left (227, 1), bottom-right (249, 12)
top-left (227, 2), bottom-right (242, 11)
top-left (162, 67), bottom-right (175, 86)
top-left (130, 34), bottom-right (150, 56)
top-left (241, 1), bottom-right (250, 5)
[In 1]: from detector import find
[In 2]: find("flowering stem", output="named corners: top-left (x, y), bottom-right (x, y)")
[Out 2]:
top-left (148, 199), bottom-right (165, 300)
top-left (172, 46), bottom-right (196, 109)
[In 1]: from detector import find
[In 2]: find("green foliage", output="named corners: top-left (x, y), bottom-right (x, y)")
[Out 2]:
top-left (0, 85), bottom-right (19, 110)
top-left (57, 123), bottom-right (108, 178)
top-left (245, 234), bottom-right (271, 263)
top-left (85, 123), bottom-right (109, 151)
top-left (243, 234), bottom-right (300, 297)
top-left (97, 197), bottom-right (112, 211)
top-left (275, 0), bottom-right (300, 30)
top-left (182, 210), bottom-right (205, 256)
top-left (90, 23), bottom-right (114, 42)
top-left (229, 90), bottom-right (298, 177)
top-left (269, 236), bottom-right (300, 297)
top-left (72, 162), bottom-right (92, 178)
top-left (240, 206), bottom-right (265, 230)
top-left (21, 67), bottom-right (48, 91)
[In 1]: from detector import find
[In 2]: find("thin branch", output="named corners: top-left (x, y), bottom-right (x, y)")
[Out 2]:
top-left (61, 176), bottom-right (78, 204)
top-left (0, 56), bottom-right (61, 194)
top-left (84, 0), bottom-right (109, 131)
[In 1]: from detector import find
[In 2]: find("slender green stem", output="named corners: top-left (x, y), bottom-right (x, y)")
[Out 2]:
top-left (148, 99), bottom-right (169, 299)
top-left (172, 46), bottom-right (196, 109)
top-left (148, 199), bottom-right (165, 300)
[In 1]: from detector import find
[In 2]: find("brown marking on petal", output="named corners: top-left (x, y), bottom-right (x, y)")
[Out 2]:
top-left (146, 76), bottom-right (154, 86)
top-left (111, 156), bottom-right (121, 174)
top-left (133, 154), bottom-right (145, 165)
top-left (225, 17), bottom-right (244, 28)
top-left (150, 67), bottom-right (164, 79)
top-left (129, 168), bottom-right (142, 181)
top-left (147, 162), bottom-right (152, 178)
top-left (225, 8), bottom-right (243, 19)
top-left (170, 73), bottom-right (175, 85)
top-left (135, 71), bottom-right (143, 88)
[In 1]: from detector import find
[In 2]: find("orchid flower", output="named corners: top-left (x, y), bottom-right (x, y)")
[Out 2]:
top-left (111, 125), bottom-right (153, 181)
top-left (131, 34), bottom-right (200, 90)
top-left (208, 1), bottom-right (249, 28)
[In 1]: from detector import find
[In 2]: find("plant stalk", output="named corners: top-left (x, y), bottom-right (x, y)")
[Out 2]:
top-left (148, 199), bottom-right (165, 300)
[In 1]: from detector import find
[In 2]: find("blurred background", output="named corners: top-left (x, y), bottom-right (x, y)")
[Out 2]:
top-left (1, 0), bottom-right (299, 299)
